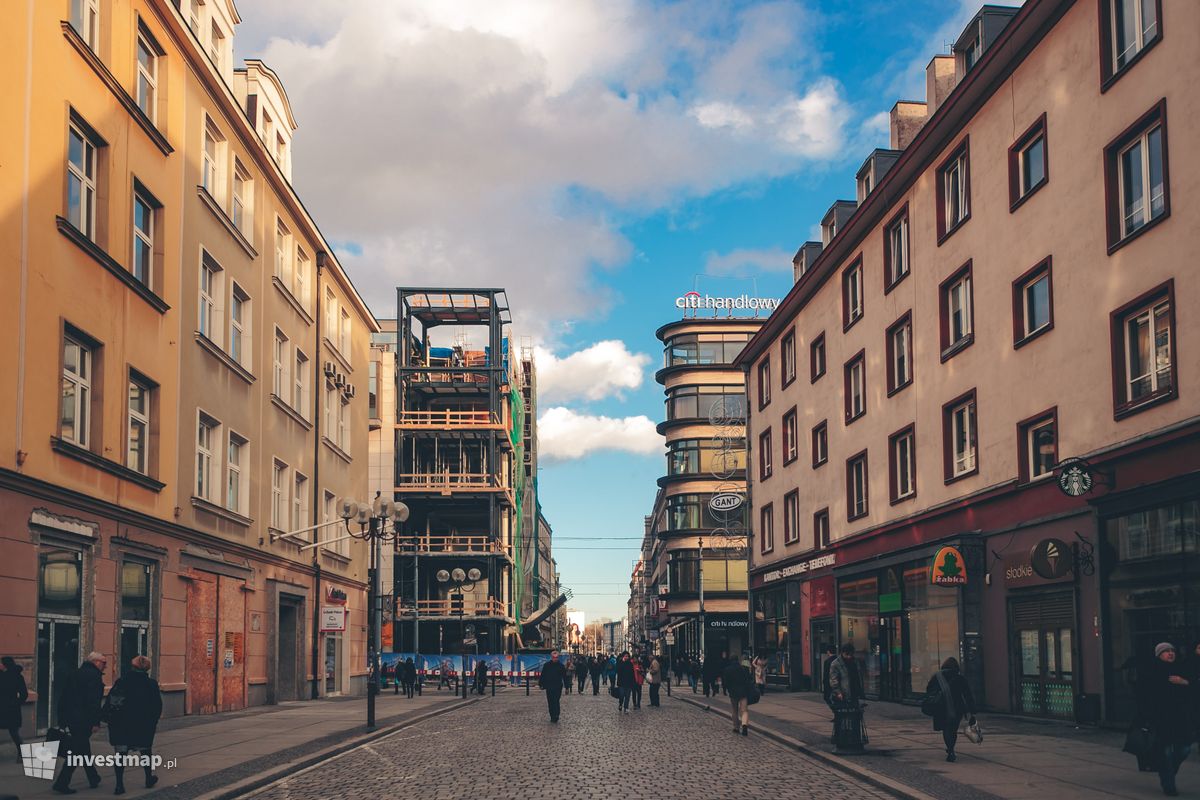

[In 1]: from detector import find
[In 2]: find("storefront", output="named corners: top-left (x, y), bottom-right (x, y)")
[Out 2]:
top-left (835, 537), bottom-right (981, 703)
top-left (704, 613), bottom-right (749, 659)
top-left (751, 551), bottom-right (836, 691)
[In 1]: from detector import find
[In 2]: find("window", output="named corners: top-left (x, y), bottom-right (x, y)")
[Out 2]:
top-left (196, 412), bottom-right (217, 500)
top-left (1009, 115), bottom-right (1048, 209)
top-left (963, 33), bottom-right (982, 71)
top-left (294, 248), bottom-right (310, 309)
top-left (368, 360), bottom-right (378, 420)
top-left (232, 161), bottom-right (250, 233)
top-left (759, 429), bottom-right (772, 481)
top-left (846, 451), bottom-right (869, 521)
top-left (783, 490), bottom-right (800, 546)
top-left (337, 398), bottom-right (350, 453)
top-left (782, 408), bottom-right (798, 465)
top-left (275, 134), bottom-right (287, 167)
top-left (226, 432), bottom-right (247, 515)
top-left (271, 460), bottom-right (287, 530)
top-left (662, 332), bottom-right (754, 367)
top-left (339, 309), bottom-right (351, 355)
top-left (186, 0), bottom-right (203, 35)
top-left (229, 284), bottom-right (251, 368)
top-left (71, 0), bottom-right (99, 50)
top-left (198, 252), bottom-right (222, 342)
top-left (887, 313), bottom-right (913, 394)
top-left (209, 20), bottom-right (224, 69)
top-left (665, 385), bottom-right (747, 422)
top-left (135, 32), bottom-right (159, 123)
top-left (889, 425), bottom-right (916, 503)
top-left (667, 438), bottom-right (747, 477)
top-left (273, 329), bottom-right (289, 397)
top-left (943, 390), bottom-right (978, 482)
top-left (294, 349), bottom-right (309, 416)
top-left (275, 220), bottom-right (292, 284)
top-left (810, 333), bottom-right (826, 382)
top-left (202, 119), bottom-right (224, 200)
top-left (843, 350), bottom-right (866, 424)
top-left (1110, 281), bottom-right (1175, 417)
top-left (262, 110), bottom-right (274, 146)
top-left (1018, 409), bottom-right (1057, 483)
top-left (67, 120), bottom-right (99, 240)
top-left (1105, 101), bottom-right (1169, 251)
top-left (293, 472), bottom-right (309, 537)
top-left (757, 359), bottom-right (771, 408)
top-left (325, 288), bottom-right (337, 338)
top-left (1101, 0), bottom-right (1161, 86)
top-left (324, 383), bottom-right (335, 436)
top-left (131, 184), bottom-right (156, 288)
top-left (1012, 258), bottom-right (1053, 347)
top-left (842, 259), bottom-right (864, 330)
top-left (61, 333), bottom-right (93, 447)
top-left (760, 503), bottom-right (774, 554)
top-left (781, 331), bottom-right (796, 387)
top-left (814, 508), bottom-right (830, 549)
top-left (884, 206), bottom-right (909, 291)
top-left (127, 374), bottom-right (153, 474)
top-left (811, 421), bottom-right (828, 468)
top-left (939, 262), bottom-right (974, 359)
top-left (936, 139), bottom-right (970, 241)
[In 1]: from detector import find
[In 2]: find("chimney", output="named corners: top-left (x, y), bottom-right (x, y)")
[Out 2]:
top-left (890, 101), bottom-right (928, 150)
top-left (926, 55), bottom-right (956, 117)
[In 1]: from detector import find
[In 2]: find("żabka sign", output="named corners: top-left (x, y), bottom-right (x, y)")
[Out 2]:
top-left (676, 291), bottom-right (781, 313)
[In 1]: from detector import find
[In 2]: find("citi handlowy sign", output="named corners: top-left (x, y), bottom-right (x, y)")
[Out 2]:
top-left (676, 291), bottom-right (781, 313)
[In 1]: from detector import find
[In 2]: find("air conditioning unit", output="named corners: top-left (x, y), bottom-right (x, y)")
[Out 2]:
top-left (344, 385), bottom-right (357, 399)
top-left (323, 361), bottom-right (337, 378)
top-left (335, 372), bottom-right (346, 388)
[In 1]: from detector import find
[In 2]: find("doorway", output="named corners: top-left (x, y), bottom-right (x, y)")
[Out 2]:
top-left (324, 633), bottom-right (343, 695)
top-left (1011, 592), bottom-right (1075, 718)
top-left (278, 600), bottom-right (300, 701)
top-left (36, 547), bottom-right (84, 731)
top-left (810, 619), bottom-right (835, 692)
top-left (879, 615), bottom-right (909, 701)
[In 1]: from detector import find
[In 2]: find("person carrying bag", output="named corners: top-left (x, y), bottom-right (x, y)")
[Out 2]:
top-left (923, 657), bottom-right (977, 762)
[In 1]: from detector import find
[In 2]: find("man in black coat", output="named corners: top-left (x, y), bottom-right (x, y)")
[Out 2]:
top-left (821, 644), bottom-right (838, 712)
top-left (473, 658), bottom-right (489, 695)
top-left (589, 655), bottom-right (603, 695)
top-left (0, 656), bottom-right (29, 760)
top-left (52, 651), bottom-right (107, 793)
top-left (105, 655), bottom-right (163, 793)
top-left (576, 656), bottom-right (588, 693)
top-left (538, 651), bottom-right (567, 723)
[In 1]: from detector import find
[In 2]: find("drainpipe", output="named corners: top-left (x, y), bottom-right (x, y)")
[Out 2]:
top-left (311, 251), bottom-right (327, 700)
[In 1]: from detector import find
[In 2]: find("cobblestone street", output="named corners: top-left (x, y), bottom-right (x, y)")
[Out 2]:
top-left (248, 689), bottom-right (892, 800)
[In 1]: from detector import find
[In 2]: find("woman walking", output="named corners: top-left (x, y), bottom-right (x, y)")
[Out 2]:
top-left (563, 656), bottom-right (574, 695)
top-left (615, 652), bottom-right (635, 713)
top-left (105, 655), bottom-right (163, 794)
top-left (924, 657), bottom-right (976, 762)
top-left (0, 656), bottom-right (28, 761)
top-left (402, 657), bottom-right (417, 699)
top-left (648, 657), bottom-right (662, 707)
top-left (631, 657), bottom-right (645, 710)
top-left (752, 654), bottom-right (767, 698)
top-left (721, 656), bottom-right (753, 736)
top-left (1140, 643), bottom-right (1193, 796)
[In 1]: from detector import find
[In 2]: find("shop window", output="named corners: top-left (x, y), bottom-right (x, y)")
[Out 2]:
top-left (837, 577), bottom-right (879, 696)
top-left (119, 560), bottom-right (153, 676)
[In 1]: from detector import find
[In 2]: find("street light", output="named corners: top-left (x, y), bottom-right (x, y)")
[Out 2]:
top-left (340, 493), bottom-right (410, 730)
top-left (437, 567), bottom-right (481, 697)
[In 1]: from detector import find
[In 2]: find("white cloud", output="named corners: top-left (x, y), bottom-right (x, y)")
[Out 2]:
top-left (538, 407), bottom-right (663, 461)
top-left (704, 247), bottom-right (792, 277)
top-left (535, 341), bottom-right (650, 402)
top-left (228, 1), bottom-right (852, 335)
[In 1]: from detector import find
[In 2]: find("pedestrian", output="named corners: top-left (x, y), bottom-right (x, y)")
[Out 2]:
top-left (474, 657), bottom-right (488, 695)
top-left (718, 651), bottom-right (730, 695)
top-left (0, 656), bottom-right (28, 762)
top-left (615, 652), bottom-right (635, 713)
top-left (673, 656), bottom-right (685, 687)
top-left (924, 657), bottom-right (977, 763)
top-left (631, 658), bottom-right (644, 710)
top-left (648, 657), bottom-right (662, 707)
top-left (702, 653), bottom-right (721, 698)
top-left (721, 656), bottom-right (753, 736)
top-left (828, 643), bottom-right (864, 706)
top-left (688, 657), bottom-right (701, 693)
top-left (52, 650), bottom-right (107, 793)
top-left (590, 655), bottom-right (603, 695)
top-left (104, 655), bottom-right (162, 794)
top-left (1139, 642), bottom-right (1192, 796)
top-left (577, 656), bottom-right (588, 694)
top-left (821, 644), bottom-right (838, 712)
top-left (389, 660), bottom-right (400, 694)
top-left (563, 656), bottom-right (574, 695)
top-left (606, 654), bottom-right (617, 688)
top-left (437, 659), bottom-right (452, 691)
top-left (538, 650), bottom-right (567, 723)
top-left (752, 654), bottom-right (767, 697)
top-left (402, 658), bottom-right (417, 699)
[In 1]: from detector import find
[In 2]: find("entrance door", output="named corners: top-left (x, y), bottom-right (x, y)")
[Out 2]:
top-left (1012, 593), bottom-right (1075, 718)
top-left (878, 615), bottom-right (908, 701)
top-left (810, 619), bottom-right (835, 692)
top-left (278, 600), bottom-right (300, 701)
top-left (324, 633), bottom-right (343, 695)
top-left (187, 573), bottom-right (218, 714)
top-left (36, 619), bottom-right (79, 730)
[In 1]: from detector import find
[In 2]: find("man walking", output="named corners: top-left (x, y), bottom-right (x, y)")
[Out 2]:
top-left (589, 655), bottom-right (603, 695)
top-left (538, 651), bottom-right (567, 723)
top-left (577, 656), bottom-right (588, 693)
top-left (821, 644), bottom-right (838, 712)
top-left (473, 658), bottom-right (488, 695)
top-left (52, 651), bottom-right (107, 794)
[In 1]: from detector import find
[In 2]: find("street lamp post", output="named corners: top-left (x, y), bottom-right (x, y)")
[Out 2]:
top-left (340, 494), bottom-right (410, 730)
top-left (436, 566), bottom-right (481, 698)
top-left (698, 535), bottom-right (706, 661)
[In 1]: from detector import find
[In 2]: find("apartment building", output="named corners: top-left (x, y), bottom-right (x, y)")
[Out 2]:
top-left (634, 317), bottom-right (763, 662)
top-left (0, 0), bottom-right (377, 729)
top-left (739, 0), bottom-right (1198, 722)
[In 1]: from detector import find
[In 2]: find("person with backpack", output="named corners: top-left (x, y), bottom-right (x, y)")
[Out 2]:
top-left (0, 656), bottom-right (28, 762)
top-left (923, 657), bottom-right (977, 762)
top-left (52, 651), bottom-right (107, 793)
top-left (104, 655), bottom-right (162, 794)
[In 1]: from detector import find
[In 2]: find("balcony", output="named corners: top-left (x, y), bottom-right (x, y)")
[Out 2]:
top-left (396, 410), bottom-right (504, 431)
top-left (402, 533), bottom-right (508, 557)
top-left (398, 598), bottom-right (508, 618)
top-left (395, 472), bottom-right (512, 496)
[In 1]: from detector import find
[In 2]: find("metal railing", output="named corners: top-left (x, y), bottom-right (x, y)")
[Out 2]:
top-left (397, 598), bottom-right (507, 617)
top-left (400, 534), bottom-right (505, 555)
top-left (396, 410), bottom-right (499, 427)
top-left (395, 472), bottom-right (500, 491)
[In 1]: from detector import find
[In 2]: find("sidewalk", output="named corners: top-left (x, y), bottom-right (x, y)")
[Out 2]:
top-left (0, 684), bottom-right (474, 799)
top-left (679, 688), bottom-right (1198, 800)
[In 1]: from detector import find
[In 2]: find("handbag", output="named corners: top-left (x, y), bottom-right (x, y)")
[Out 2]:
top-left (964, 720), bottom-right (983, 744)
top-left (1122, 725), bottom-right (1154, 757)
top-left (746, 686), bottom-right (761, 706)
top-left (920, 689), bottom-right (943, 717)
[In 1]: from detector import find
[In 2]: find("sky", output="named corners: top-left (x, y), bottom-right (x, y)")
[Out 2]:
top-left (233, 0), bottom-right (1011, 623)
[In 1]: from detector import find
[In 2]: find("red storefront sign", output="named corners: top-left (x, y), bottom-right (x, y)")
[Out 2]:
top-left (809, 576), bottom-right (835, 617)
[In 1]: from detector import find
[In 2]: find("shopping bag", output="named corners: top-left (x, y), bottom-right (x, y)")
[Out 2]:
top-left (964, 720), bottom-right (983, 744)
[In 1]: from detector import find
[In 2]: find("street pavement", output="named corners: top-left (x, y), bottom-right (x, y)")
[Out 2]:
top-left (246, 687), bottom-right (894, 800)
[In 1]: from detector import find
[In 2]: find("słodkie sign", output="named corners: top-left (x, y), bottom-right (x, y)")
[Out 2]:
top-left (761, 553), bottom-right (836, 584)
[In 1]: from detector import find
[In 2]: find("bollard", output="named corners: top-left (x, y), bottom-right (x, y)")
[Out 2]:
top-left (417, 676), bottom-right (422, 696)
top-left (666, 678), bottom-right (671, 697)
top-left (526, 674), bottom-right (530, 695)
top-left (491, 674), bottom-right (495, 696)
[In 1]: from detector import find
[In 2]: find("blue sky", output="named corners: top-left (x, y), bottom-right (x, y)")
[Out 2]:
top-left (235, 0), bottom-right (1003, 622)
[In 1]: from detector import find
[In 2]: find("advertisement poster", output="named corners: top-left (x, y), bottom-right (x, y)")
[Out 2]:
top-left (515, 654), bottom-right (550, 675)
top-left (466, 654), bottom-right (511, 677)
top-left (419, 654), bottom-right (462, 676)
